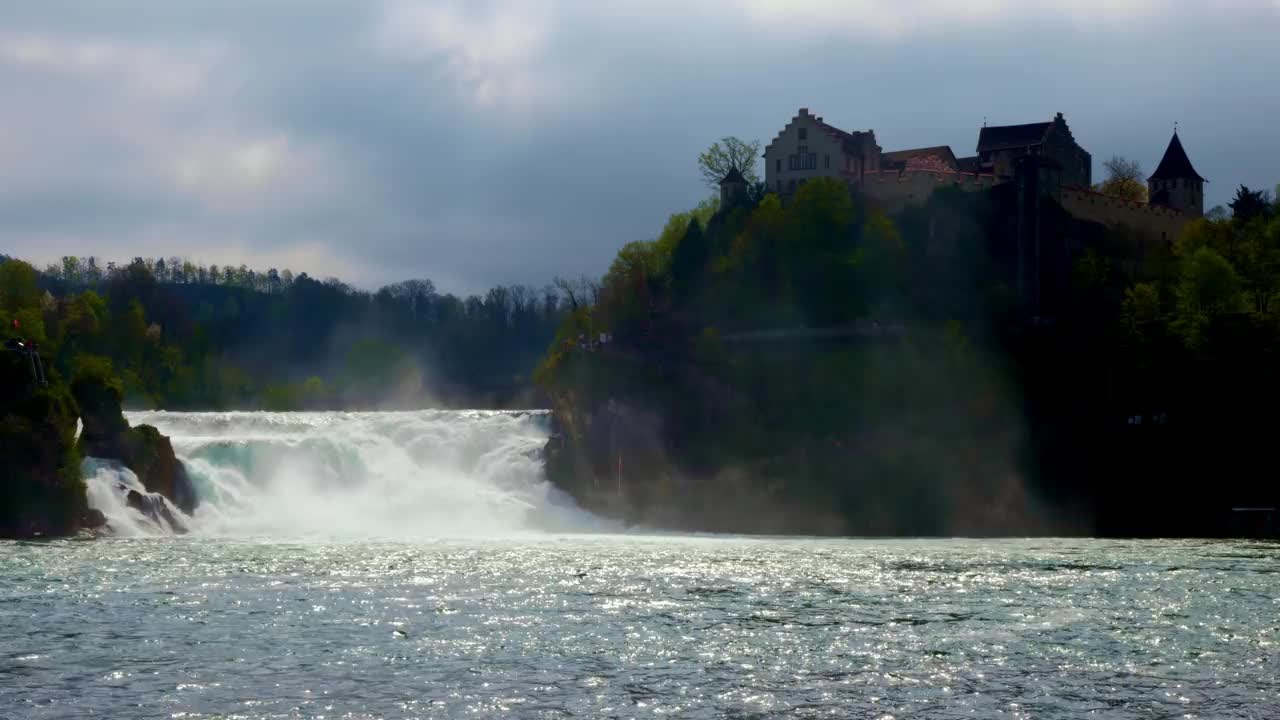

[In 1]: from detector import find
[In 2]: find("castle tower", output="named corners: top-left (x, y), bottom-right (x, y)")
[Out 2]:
top-left (719, 166), bottom-right (748, 208)
top-left (1148, 131), bottom-right (1205, 216)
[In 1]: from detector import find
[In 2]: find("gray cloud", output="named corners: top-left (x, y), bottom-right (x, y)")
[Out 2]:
top-left (0, 0), bottom-right (1277, 293)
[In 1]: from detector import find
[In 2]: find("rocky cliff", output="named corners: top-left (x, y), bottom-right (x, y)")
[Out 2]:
top-left (541, 348), bottom-right (851, 535)
top-left (71, 360), bottom-right (198, 518)
top-left (0, 351), bottom-right (102, 537)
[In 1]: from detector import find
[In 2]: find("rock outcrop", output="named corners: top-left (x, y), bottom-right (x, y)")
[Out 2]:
top-left (71, 359), bottom-right (197, 517)
top-left (0, 350), bottom-right (102, 537)
top-left (542, 351), bottom-right (850, 535)
top-left (124, 487), bottom-right (189, 533)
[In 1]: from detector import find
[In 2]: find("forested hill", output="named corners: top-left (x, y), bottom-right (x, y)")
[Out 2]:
top-left (1, 256), bottom-right (567, 410)
top-left (536, 180), bottom-right (1280, 537)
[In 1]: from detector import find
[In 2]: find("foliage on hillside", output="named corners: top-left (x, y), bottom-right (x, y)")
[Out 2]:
top-left (3, 255), bottom-right (568, 410)
top-left (537, 180), bottom-right (1280, 535)
top-left (0, 261), bottom-right (93, 535)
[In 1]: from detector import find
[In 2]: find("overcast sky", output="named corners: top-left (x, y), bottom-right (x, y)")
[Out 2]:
top-left (1, 1), bottom-right (1278, 293)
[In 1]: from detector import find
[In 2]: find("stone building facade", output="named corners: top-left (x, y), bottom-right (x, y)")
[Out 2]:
top-left (761, 108), bottom-right (882, 195)
top-left (762, 108), bottom-right (1204, 242)
top-left (975, 113), bottom-right (1092, 187)
top-left (761, 108), bottom-right (1209, 319)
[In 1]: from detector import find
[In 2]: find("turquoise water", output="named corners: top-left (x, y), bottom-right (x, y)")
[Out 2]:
top-left (2, 536), bottom-right (1277, 718)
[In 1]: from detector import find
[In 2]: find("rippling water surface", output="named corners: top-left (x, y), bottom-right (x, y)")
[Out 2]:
top-left (2, 537), bottom-right (1278, 718)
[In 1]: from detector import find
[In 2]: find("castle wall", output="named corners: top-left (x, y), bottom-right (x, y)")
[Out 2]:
top-left (1058, 189), bottom-right (1192, 246)
top-left (858, 170), bottom-right (996, 213)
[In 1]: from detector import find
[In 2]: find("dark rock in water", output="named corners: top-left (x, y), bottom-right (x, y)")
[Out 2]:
top-left (82, 508), bottom-right (107, 529)
top-left (125, 487), bottom-right (188, 534)
top-left (114, 425), bottom-right (197, 516)
top-left (71, 361), bottom-right (198, 516)
top-left (0, 348), bottom-right (89, 538)
top-left (125, 489), bottom-right (147, 513)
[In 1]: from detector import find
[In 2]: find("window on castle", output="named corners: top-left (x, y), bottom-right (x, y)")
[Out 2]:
top-left (776, 158), bottom-right (781, 173)
top-left (825, 155), bottom-right (830, 169)
top-left (788, 146), bottom-right (817, 171)
top-left (799, 128), bottom-right (807, 140)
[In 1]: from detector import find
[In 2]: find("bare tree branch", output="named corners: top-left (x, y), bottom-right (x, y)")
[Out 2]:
top-left (698, 137), bottom-right (762, 189)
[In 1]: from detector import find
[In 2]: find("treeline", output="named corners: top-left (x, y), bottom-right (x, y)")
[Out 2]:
top-left (2, 255), bottom-right (572, 410)
top-left (40, 255), bottom-right (301, 294)
top-left (537, 178), bottom-right (1280, 536)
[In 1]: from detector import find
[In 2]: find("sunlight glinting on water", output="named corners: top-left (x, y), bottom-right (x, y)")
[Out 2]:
top-left (4, 411), bottom-right (1273, 717)
top-left (1, 537), bottom-right (1278, 718)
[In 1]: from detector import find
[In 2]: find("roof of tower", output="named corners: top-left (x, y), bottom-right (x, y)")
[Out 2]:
top-left (977, 121), bottom-right (1053, 153)
top-left (1149, 132), bottom-right (1205, 182)
top-left (719, 166), bottom-right (746, 185)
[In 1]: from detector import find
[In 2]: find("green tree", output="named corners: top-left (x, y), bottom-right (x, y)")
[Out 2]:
top-left (0, 260), bottom-right (47, 344)
top-left (1096, 156), bottom-right (1148, 202)
top-left (261, 384), bottom-right (299, 411)
top-left (1121, 281), bottom-right (1162, 340)
top-left (857, 209), bottom-right (906, 309)
top-left (340, 339), bottom-right (412, 405)
top-left (670, 219), bottom-right (707, 303)
top-left (1172, 246), bottom-right (1242, 349)
top-left (60, 256), bottom-right (80, 285)
top-left (654, 198), bottom-right (719, 262)
top-left (0, 260), bottom-right (41, 314)
top-left (1236, 216), bottom-right (1280, 314)
top-left (300, 376), bottom-right (329, 408)
top-left (599, 240), bottom-right (664, 339)
top-left (785, 178), bottom-right (859, 322)
top-left (729, 192), bottom-right (786, 303)
top-left (1229, 185), bottom-right (1272, 225)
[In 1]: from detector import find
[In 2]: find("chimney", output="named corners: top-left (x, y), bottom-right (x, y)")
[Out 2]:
top-left (799, 107), bottom-right (809, 115)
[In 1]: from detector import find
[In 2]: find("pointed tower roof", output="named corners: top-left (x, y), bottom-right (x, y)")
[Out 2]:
top-left (1149, 132), bottom-right (1205, 182)
top-left (719, 166), bottom-right (746, 185)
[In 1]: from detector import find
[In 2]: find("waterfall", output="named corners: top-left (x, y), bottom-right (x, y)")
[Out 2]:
top-left (85, 410), bottom-right (606, 539)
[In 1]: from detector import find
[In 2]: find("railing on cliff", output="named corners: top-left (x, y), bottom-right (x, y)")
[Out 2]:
top-left (721, 321), bottom-right (910, 344)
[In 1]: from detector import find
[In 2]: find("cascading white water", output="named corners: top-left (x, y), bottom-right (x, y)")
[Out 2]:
top-left (83, 458), bottom-right (190, 536)
top-left (85, 410), bottom-right (607, 538)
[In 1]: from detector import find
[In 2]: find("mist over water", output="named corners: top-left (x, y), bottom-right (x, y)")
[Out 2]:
top-left (86, 410), bottom-right (607, 539)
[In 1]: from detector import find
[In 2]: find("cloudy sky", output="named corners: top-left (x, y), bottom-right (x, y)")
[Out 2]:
top-left (2, 1), bottom-right (1278, 293)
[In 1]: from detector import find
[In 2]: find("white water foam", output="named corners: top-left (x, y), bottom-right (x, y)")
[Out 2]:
top-left (85, 410), bottom-right (607, 539)
top-left (83, 458), bottom-right (188, 536)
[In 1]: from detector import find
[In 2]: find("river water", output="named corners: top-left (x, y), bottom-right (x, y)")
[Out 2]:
top-left (1, 412), bottom-right (1277, 718)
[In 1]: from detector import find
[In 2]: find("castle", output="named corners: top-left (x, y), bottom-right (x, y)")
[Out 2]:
top-left (755, 108), bottom-right (1205, 247)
